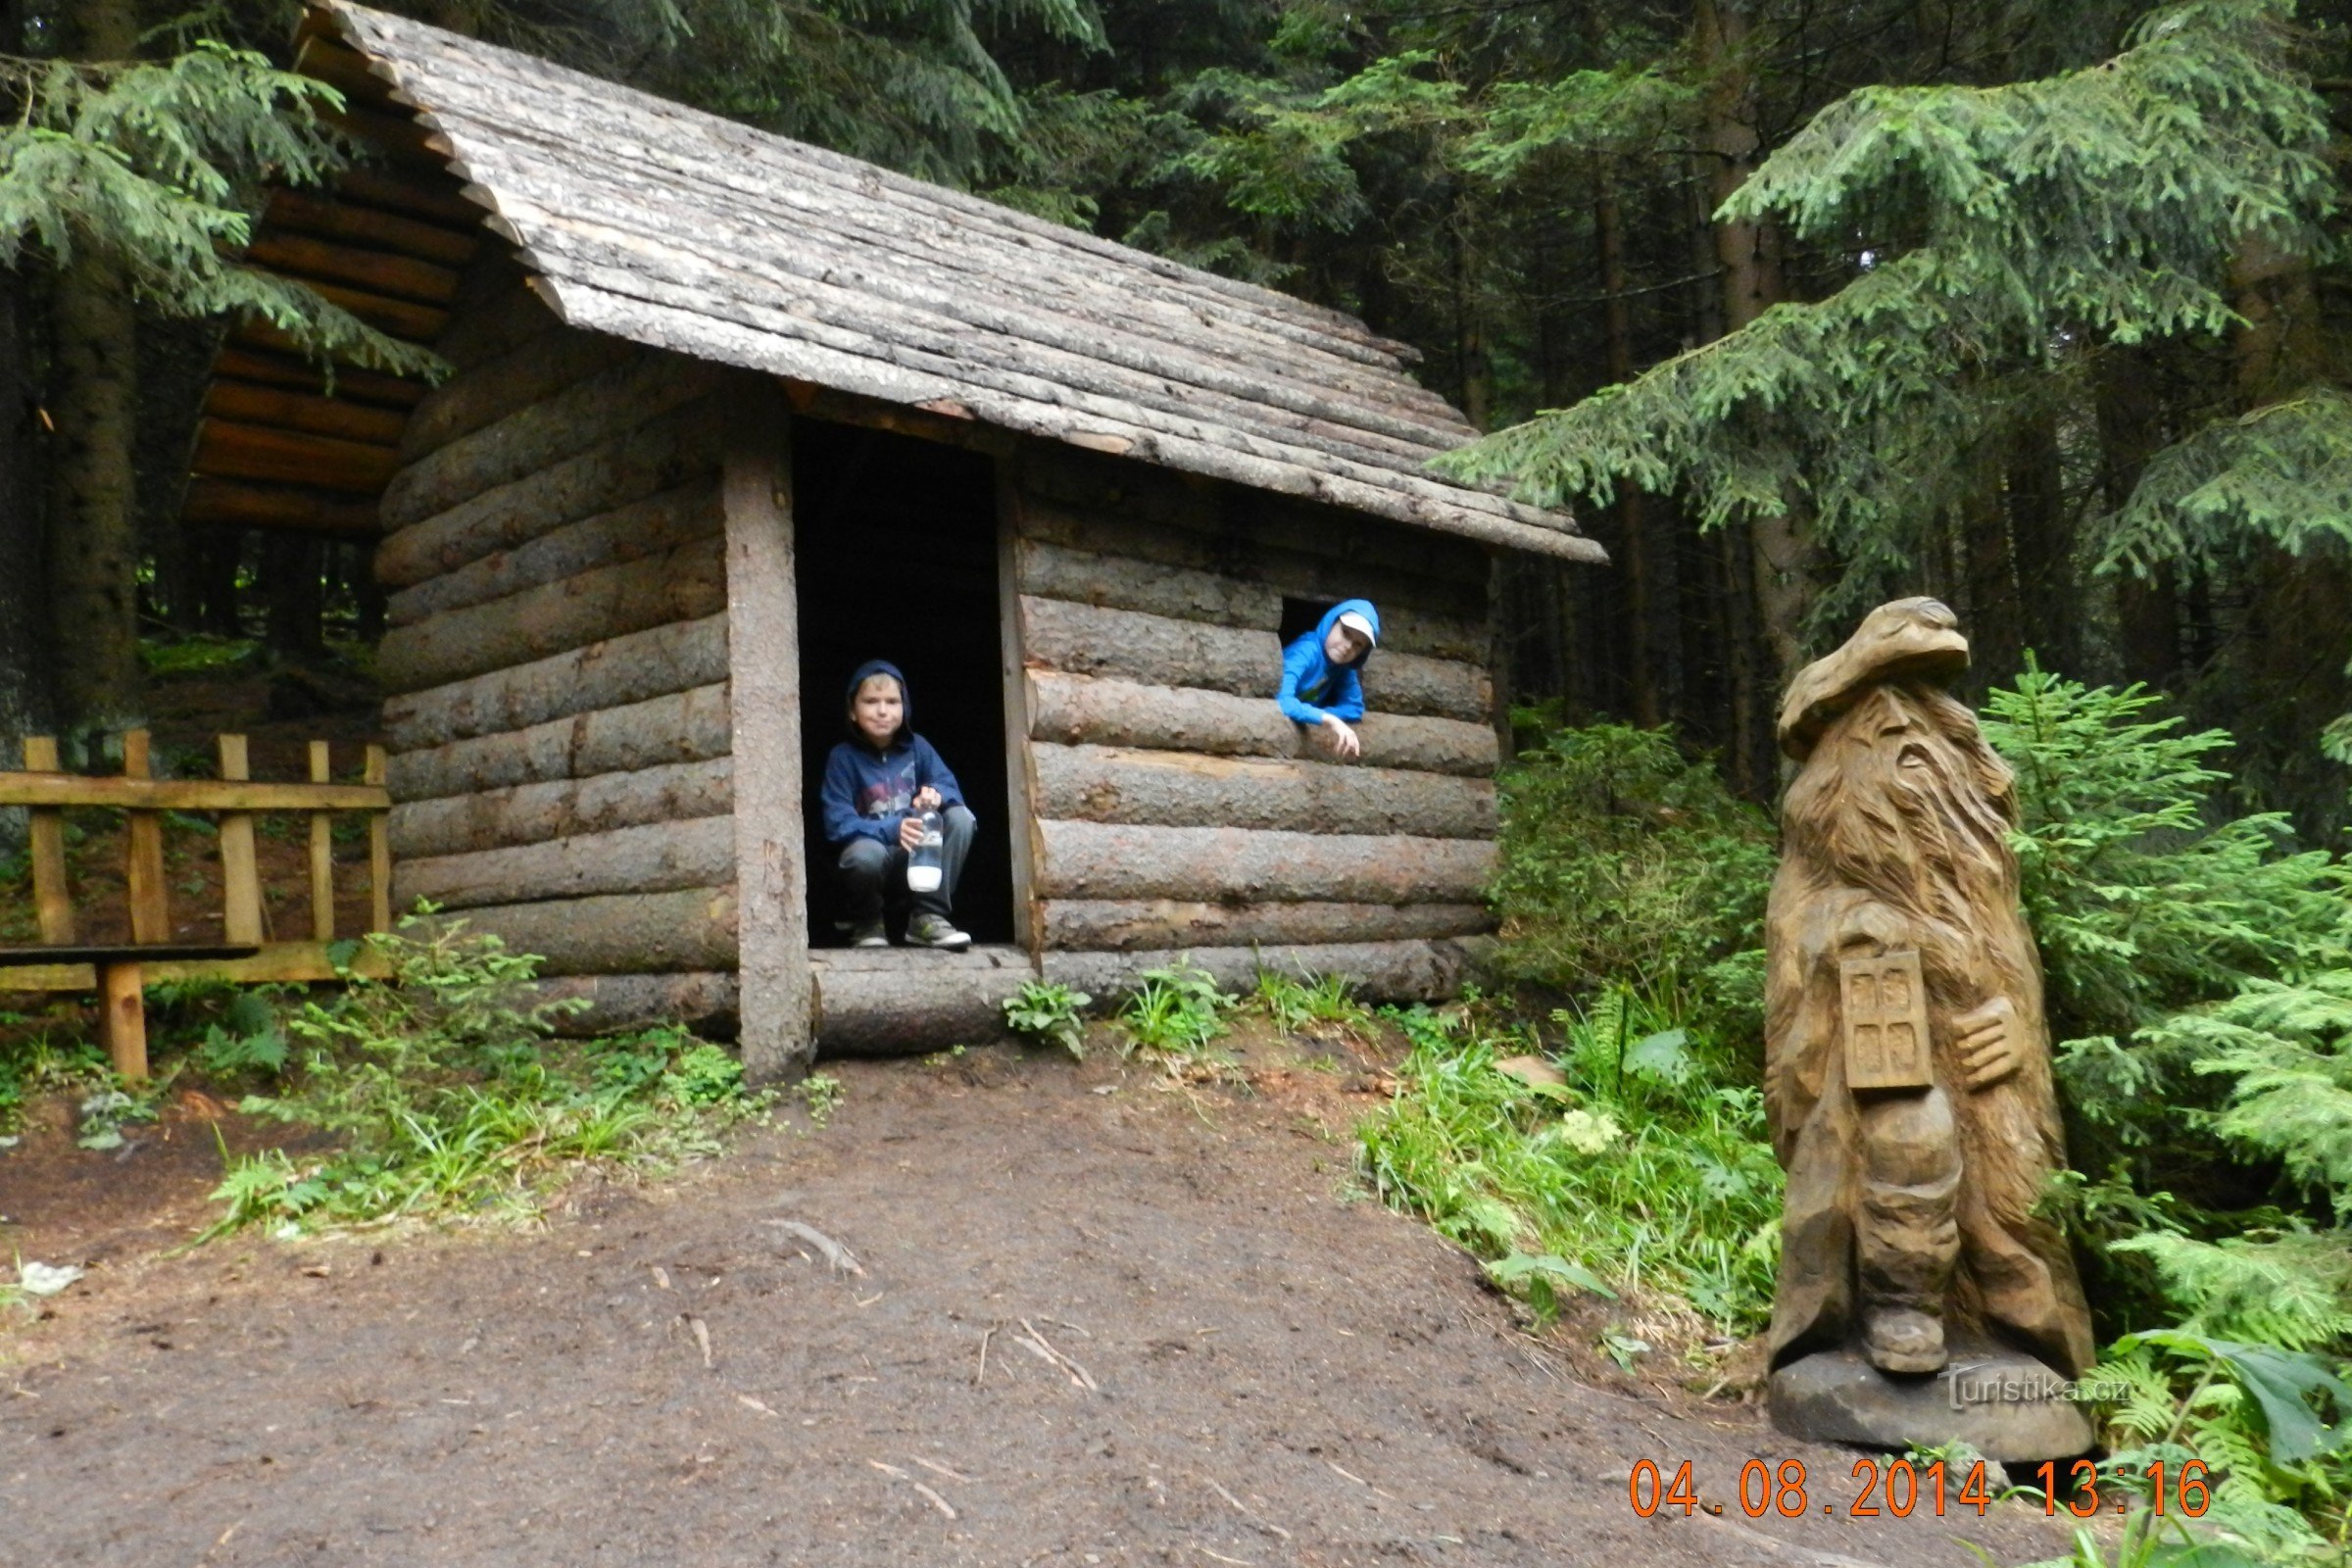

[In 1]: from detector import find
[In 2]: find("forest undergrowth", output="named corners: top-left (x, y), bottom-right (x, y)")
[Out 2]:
top-left (1360, 671), bottom-right (2352, 1563)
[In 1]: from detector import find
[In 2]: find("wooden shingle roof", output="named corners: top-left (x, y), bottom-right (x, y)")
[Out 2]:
top-left (199, 2), bottom-right (1597, 561)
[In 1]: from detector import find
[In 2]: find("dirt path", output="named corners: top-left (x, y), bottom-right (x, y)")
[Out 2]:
top-left (1, 1045), bottom-right (2081, 1567)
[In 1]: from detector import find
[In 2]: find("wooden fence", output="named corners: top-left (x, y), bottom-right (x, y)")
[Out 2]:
top-left (0, 730), bottom-right (395, 991)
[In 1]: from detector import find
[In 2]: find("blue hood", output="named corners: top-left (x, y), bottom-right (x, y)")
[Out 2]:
top-left (1317, 599), bottom-right (1381, 660)
top-left (845, 659), bottom-right (911, 746)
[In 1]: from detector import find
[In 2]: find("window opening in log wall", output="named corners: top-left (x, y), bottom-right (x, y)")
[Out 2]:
top-left (791, 416), bottom-right (1015, 947)
top-left (1278, 596), bottom-right (1342, 650)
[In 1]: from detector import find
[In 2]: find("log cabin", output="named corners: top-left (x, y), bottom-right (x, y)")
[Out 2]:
top-left (181, 1), bottom-right (1605, 1076)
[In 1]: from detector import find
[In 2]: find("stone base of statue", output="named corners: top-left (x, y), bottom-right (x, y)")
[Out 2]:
top-left (1768, 1342), bottom-right (2095, 1462)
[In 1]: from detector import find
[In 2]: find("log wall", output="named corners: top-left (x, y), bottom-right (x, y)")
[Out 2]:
top-left (381, 301), bottom-right (740, 979)
top-left (1004, 441), bottom-right (1501, 987)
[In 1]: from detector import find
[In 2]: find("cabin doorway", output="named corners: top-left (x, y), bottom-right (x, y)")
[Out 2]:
top-left (791, 416), bottom-right (1016, 948)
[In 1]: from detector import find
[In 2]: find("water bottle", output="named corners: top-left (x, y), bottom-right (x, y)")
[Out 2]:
top-left (906, 808), bottom-right (945, 894)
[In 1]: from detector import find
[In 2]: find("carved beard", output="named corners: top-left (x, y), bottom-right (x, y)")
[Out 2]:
top-left (1784, 683), bottom-right (2020, 944)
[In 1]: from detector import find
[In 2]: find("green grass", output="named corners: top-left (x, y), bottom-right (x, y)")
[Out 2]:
top-left (199, 913), bottom-right (776, 1240)
top-left (1357, 989), bottom-right (1782, 1337)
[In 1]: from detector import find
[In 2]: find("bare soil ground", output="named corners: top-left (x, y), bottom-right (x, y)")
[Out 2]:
top-left (0, 1027), bottom-right (2086, 1568)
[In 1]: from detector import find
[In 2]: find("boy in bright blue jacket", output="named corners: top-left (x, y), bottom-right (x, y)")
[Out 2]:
top-left (819, 660), bottom-right (974, 950)
top-left (1277, 599), bottom-right (1380, 760)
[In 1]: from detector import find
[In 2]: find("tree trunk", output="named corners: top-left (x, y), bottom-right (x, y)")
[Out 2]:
top-left (1695, 0), bottom-right (1811, 694)
top-left (2094, 347), bottom-right (2177, 688)
top-left (264, 533), bottom-right (324, 660)
top-left (48, 0), bottom-right (143, 737)
top-left (1596, 165), bottom-right (1669, 726)
top-left (2007, 412), bottom-right (2075, 679)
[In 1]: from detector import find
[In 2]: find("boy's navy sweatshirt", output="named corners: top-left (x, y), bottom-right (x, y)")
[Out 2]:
top-left (819, 660), bottom-right (966, 846)
top-left (1277, 598), bottom-right (1381, 726)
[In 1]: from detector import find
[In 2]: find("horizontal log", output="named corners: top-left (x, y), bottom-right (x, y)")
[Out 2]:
top-left (374, 403), bottom-right (721, 588)
top-left (209, 347), bottom-right (427, 410)
top-left (813, 947), bottom-right (1037, 1057)
top-left (1035, 820), bottom-right (1494, 904)
top-left (191, 419), bottom-right (399, 493)
top-left (384, 614), bottom-right (730, 752)
top-left (389, 683), bottom-right (732, 801)
top-left (0, 774), bottom-right (386, 811)
top-left (266, 186), bottom-right (481, 267)
top-left (530, 970), bottom-right (740, 1038)
top-left (376, 534), bottom-right (726, 694)
top-left (1019, 445), bottom-right (1495, 586)
top-left (1015, 539), bottom-right (1278, 629)
top-left (202, 380), bottom-right (412, 445)
top-left (1041, 900), bottom-right (1492, 952)
top-left (428, 271), bottom-right (561, 370)
top-left (386, 480), bottom-right (722, 628)
top-left (1360, 649), bottom-right (1494, 724)
top-left (389, 757), bottom-right (733, 858)
top-left (245, 231), bottom-right (464, 304)
top-left (381, 351), bottom-right (718, 531)
top-left (1039, 936), bottom-right (1495, 1004)
top-left (1021, 596), bottom-right (1275, 698)
top-left (1016, 496), bottom-right (1488, 628)
top-left (448, 885), bottom-right (739, 976)
top-left (1026, 672), bottom-right (1498, 776)
top-left (395, 815), bottom-right (736, 909)
top-left (183, 478), bottom-right (380, 536)
top-left (301, 274), bottom-right (451, 341)
top-left (397, 323), bottom-right (636, 462)
top-left (335, 164), bottom-right (491, 229)
top-left (1029, 744), bottom-right (1494, 838)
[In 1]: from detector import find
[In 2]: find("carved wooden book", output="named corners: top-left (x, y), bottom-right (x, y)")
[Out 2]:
top-left (1841, 950), bottom-right (1933, 1091)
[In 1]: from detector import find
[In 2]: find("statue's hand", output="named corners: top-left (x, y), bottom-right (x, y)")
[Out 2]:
top-left (1955, 997), bottom-right (2024, 1091)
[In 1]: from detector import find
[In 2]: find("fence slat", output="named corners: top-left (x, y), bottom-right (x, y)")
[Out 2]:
top-left (23, 736), bottom-right (73, 945)
top-left (310, 741), bottom-right (335, 943)
top-left (218, 735), bottom-right (265, 946)
top-left (365, 744), bottom-right (391, 933)
top-left (122, 730), bottom-right (170, 944)
top-left (0, 776), bottom-right (386, 810)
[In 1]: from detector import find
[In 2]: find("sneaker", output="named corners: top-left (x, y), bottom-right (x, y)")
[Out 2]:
top-left (906, 913), bottom-right (971, 952)
top-left (849, 921), bottom-right (889, 949)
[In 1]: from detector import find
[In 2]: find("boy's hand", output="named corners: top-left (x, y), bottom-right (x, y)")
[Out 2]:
top-left (1320, 715), bottom-right (1361, 760)
top-left (898, 815), bottom-right (926, 851)
top-left (911, 786), bottom-right (944, 810)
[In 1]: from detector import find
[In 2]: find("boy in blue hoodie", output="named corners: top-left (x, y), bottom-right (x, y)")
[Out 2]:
top-left (819, 661), bottom-right (975, 951)
top-left (1277, 599), bottom-right (1380, 760)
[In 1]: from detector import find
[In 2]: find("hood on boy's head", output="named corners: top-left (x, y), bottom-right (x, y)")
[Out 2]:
top-left (1315, 599), bottom-right (1381, 663)
top-left (845, 659), bottom-right (910, 743)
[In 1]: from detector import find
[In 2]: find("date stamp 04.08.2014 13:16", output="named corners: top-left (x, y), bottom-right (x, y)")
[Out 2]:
top-left (1627, 1456), bottom-right (2215, 1521)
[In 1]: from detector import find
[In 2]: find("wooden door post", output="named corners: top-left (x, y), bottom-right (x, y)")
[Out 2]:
top-left (122, 729), bottom-right (170, 944)
top-left (218, 734), bottom-right (265, 945)
top-left (722, 377), bottom-right (812, 1082)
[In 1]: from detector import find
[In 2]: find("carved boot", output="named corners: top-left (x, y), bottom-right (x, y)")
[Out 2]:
top-left (1856, 1088), bottom-right (1962, 1375)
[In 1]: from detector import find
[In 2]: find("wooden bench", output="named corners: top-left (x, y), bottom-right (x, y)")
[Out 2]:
top-left (0, 728), bottom-right (393, 1079)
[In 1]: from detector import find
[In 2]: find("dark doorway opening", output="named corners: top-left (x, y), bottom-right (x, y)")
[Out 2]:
top-left (791, 416), bottom-right (1014, 948)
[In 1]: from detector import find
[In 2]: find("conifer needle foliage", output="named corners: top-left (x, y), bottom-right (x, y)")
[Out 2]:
top-left (1435, 0), bottom-right (2336, 635)
top-left (0, 43), bottom-right (436, 374)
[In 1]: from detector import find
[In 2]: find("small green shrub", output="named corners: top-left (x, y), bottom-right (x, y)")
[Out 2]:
top-left (1004, 980), bottom-right (1091, 1057)
top-left (1490, 721), bottom-right (1776, 1010)
top-left (1116, 960), bottom-right (1233, 1056)
top-left (201, 915), bottom-right (768, 1240)
top-left (1253, 968), bottom-right (1372, 1036)
top-left (1358, 992), bottom-right (1781, 1335)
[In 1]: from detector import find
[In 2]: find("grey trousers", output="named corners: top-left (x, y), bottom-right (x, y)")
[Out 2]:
top-left (836, 805), bottom-right (977, 924)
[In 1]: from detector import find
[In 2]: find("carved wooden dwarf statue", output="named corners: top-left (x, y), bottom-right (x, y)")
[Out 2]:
top-left (1764, 599), bottom-right (2094, 1450)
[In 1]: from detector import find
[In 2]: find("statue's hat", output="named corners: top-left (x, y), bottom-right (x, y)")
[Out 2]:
top-left (1776, 598), bottom-right (1971, 761)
